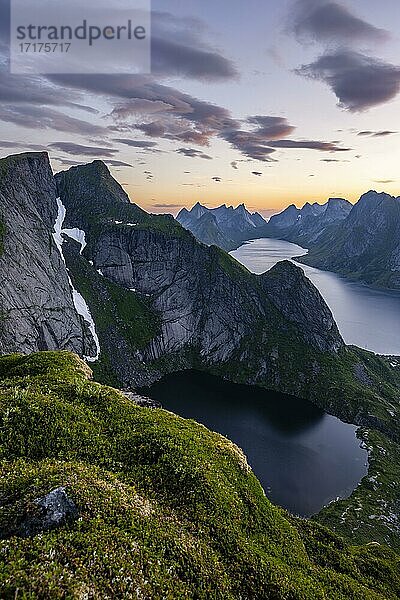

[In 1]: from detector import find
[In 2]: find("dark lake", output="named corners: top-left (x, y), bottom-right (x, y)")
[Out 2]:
top-left (141, 371), bottom-right (367, 517)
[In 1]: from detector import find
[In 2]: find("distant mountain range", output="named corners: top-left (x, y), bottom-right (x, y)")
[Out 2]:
top-left (254, 198), bottom-right (353, 246)
top-left (177, 202), bottom-right (266, 250)
top-left (298, 191), bottom-right (400, 289)
top-left (177, 193), bottom-right (400, 290)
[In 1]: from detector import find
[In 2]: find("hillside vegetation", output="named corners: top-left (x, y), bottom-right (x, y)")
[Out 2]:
top-left (0, 351), bottom-right (399, 598)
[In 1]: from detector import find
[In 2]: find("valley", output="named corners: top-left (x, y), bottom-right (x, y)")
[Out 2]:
top-left (0, 151), bottom-right (399, 596)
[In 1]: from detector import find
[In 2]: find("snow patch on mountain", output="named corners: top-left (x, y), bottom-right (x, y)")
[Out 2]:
top-left (53, 197), bottom-right (100, 362)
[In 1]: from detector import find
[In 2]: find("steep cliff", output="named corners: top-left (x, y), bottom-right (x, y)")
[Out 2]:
top-left (1, 153), bottom-right (400, 557)
top-left (54, 160), bottom-right (400, 451)
top-left (55, 161), bottom-right (347, 390)
top-left (298, 191), bottom-right (400, 289)
top-left (0, 153), bottom-right (96, 356)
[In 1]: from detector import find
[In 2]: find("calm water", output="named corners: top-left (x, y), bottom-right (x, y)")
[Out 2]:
top-left (231, 238), bottom-right (400, 355)
top-left (142, 371), bottom-right (367, 517)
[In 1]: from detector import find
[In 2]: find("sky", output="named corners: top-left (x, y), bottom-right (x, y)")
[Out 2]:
top-left (0, 0), bottom-right (399, 216)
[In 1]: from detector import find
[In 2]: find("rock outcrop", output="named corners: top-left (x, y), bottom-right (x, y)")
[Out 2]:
top-left (0, 153), bottom-right (96, 356)
top-left (1, 487), bottom-right (78, 539)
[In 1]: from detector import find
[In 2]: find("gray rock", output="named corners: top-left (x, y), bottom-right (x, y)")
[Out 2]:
top-left (176, 202), bottom-right (266, 250)
top-left (1, 487), bottom-right (78, 539)
top-left (55, 160), bottom-right (344, 391)
top-left (0, 152), bottom-right (96, 356)
top-left (122, 390), bottom-right (161, 408)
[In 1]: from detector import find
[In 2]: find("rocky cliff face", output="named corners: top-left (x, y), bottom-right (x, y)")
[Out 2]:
top-left (0, 152), bottom-right (96, 356)
top-left (299, 191), bottom-right (400, 289)
top-left (54, 160), bottom-right (346, 392)
top-left (0, 153), bottom-right (398, 443)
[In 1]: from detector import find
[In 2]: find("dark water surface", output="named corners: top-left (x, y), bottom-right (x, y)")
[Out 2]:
top-left (142, 371), bottom-right (367, 517)
top-left (231, 238), bottom-right (400, 355)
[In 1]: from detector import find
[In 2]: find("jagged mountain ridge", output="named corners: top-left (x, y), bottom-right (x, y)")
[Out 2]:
top-left (0, 153), bottom-right (399, 443)
top-left (53, 158), bottom-right (400, 449)
top-left (177, 202), bottom-right (267, 250)
top-left (251, 197), bottom-right (352, 246)
top-left (55, 160), bottom-right (345, 385)
top-left (298, 191), bottom-right (400, 289)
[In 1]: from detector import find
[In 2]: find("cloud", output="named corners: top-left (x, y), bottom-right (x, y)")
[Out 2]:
top-left (152, 37), bottom-right (238, 81)
top-left (114, 138), bottom-right (158, 147)
top-left (373, 179), bottom-right (395, 184)
top-left (252, 171), bottom-right (263, 176)
top-left (151, 11), bottom-right (238, 82)
top-left (50, 76), bottom-right (239, 147)
top-left (54, 158), bottom-right (132, 168)
top-left (357, 130), bottom-right (397, 137)
top-left (247, 116), bottom-right (296, 139)
top-left (297, 50), bottom-right (400, 111)
top-left (267, 139), bottom-right (350, 151)
top-left (0, 140), bottom-right (47, 151)
top-left (0, 104), bottom-right (106, 135)
top-left (43, 74), bottom-right (349, 161)
top-left (104, 160), bottom-right (133, 168)
top-left (176, 148), bottom-right (213, 159)
top-left (222, 115), bottom-right (349, 160)
top-left (231, 161), bottom-right (238, 170)
top-left (48, 142), bottom-right (117, 157)
top-left (152, 203), bottom-right (183, 209)
top-left (0, 7), bottom-right (237, 139)
top-left (290, 0), bottom-right (389, 45)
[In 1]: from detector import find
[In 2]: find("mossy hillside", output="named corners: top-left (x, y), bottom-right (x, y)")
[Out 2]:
top-left (298, 210), bottom-right (400, 289)
top-left (0, 351), bottom-right (399, 598)
top-left (207, 320), bottom-right (400, 441)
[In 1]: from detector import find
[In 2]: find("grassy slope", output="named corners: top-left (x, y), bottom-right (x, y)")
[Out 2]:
top-left (0, 351), bottom-right (399, 599)
top-left (56, 161), bottom-right (400, 554)
top-left (63, 236), bottom-right (400, 554)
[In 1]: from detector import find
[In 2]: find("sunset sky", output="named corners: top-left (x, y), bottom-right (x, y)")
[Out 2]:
top-left (0, 0), bottom-right (399, 216)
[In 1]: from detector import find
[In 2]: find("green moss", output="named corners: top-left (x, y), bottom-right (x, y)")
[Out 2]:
top-left (0, 350), bottom-right (399, 598)
top-left (210, 245), bottom-right (252, 280)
